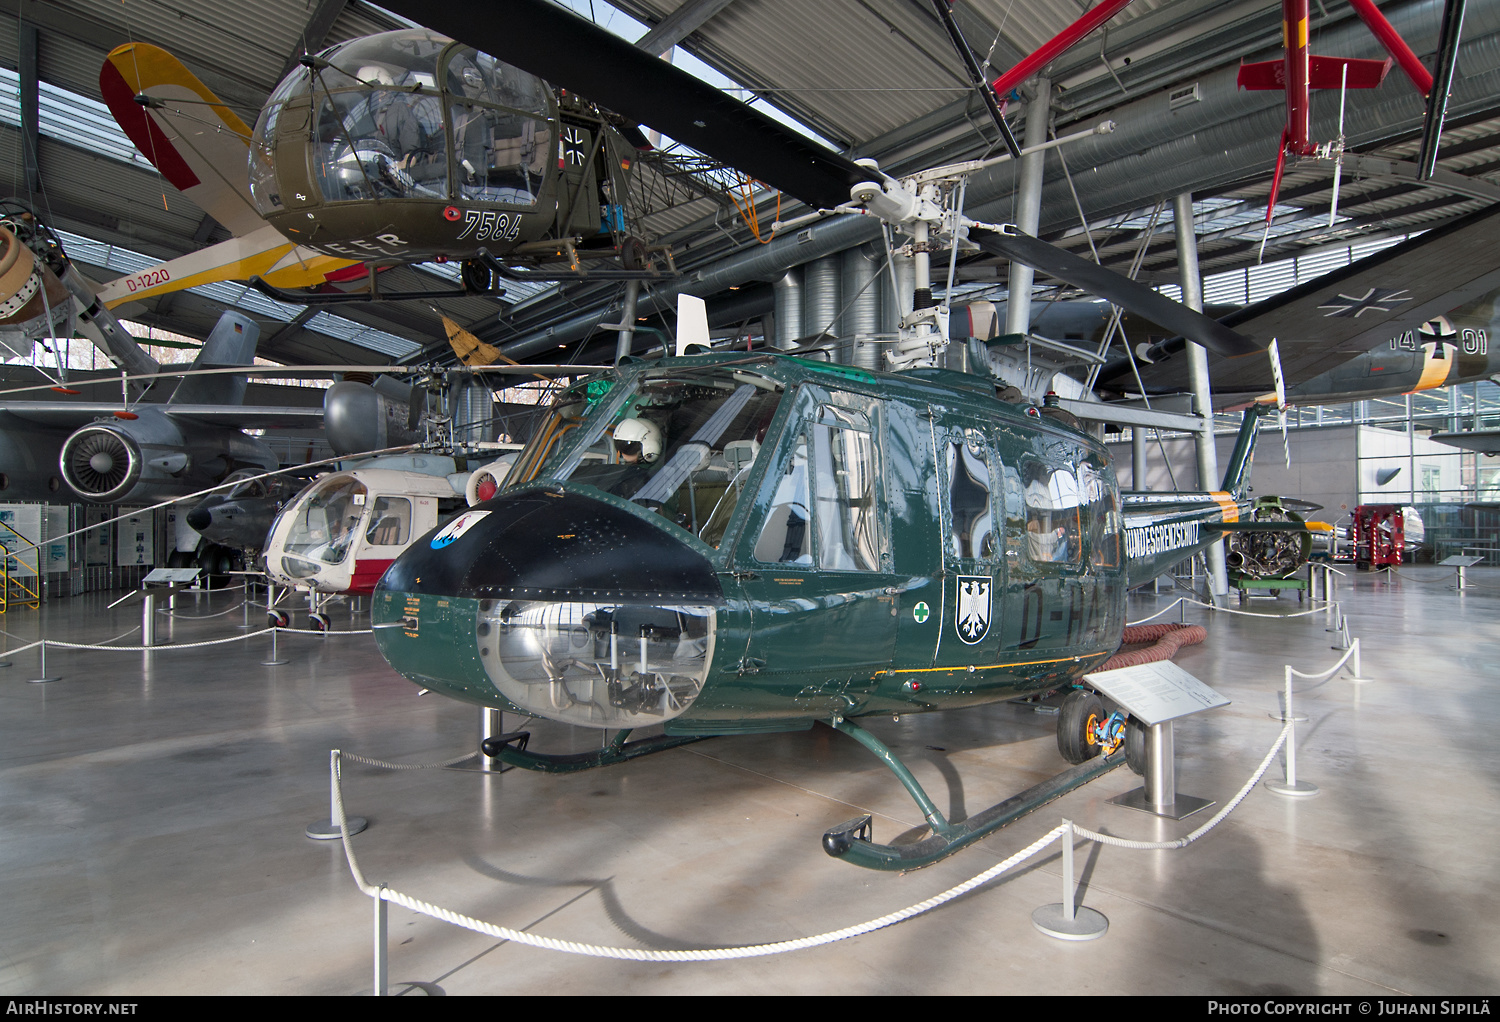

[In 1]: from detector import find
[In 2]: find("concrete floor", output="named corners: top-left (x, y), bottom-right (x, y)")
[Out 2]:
top-left (1, 568), bottom-right (1496, 996)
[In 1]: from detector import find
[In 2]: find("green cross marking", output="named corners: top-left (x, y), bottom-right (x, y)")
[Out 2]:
top-left (912, 602), bottom-right (930, 623)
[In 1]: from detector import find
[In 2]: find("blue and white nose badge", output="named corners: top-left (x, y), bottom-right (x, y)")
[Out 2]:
top-left (430, 510), bottom-right (490, 549)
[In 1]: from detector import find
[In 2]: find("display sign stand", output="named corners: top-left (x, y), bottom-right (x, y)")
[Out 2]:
top-left (1085, 661), bottom-right (1230, 821)
top-left (1440, 554), bottom-right (1484, 590)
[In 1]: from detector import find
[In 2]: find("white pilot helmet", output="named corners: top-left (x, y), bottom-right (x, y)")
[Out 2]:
top-left (613, 417), bottom-right (662, 464)
top-left (356, 65), bottom-right (397, 87)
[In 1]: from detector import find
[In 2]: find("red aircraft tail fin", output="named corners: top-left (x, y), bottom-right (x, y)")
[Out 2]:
top-left (1307, 54), bottom-right (1392, 89)
top-left (1238, 55), bottom-right (1392, 91)
top-left (1237, 59), bottom-right (1286, 90)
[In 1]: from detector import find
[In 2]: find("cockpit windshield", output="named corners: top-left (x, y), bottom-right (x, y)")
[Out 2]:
top-left (280, 476), bottom-right (368, 578)
top-left (507, 367), bottom-right (786, 546)
top-left (250, 29), bottom-right (553, 212)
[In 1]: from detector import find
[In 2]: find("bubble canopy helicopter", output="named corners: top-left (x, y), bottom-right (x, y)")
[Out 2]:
top-left (244, 28), bottom-right (662, 287)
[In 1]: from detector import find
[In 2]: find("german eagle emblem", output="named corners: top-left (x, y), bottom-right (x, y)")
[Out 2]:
top-left (955, 576), bottom-right (992, 645)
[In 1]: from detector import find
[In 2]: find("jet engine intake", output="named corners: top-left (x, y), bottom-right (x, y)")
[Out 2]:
top-left (61, 426), bottom-right (143, 502)
top-left (60, 413), bottom-right (277, 504)
top-left (465, 454), bottom-right (516, 505)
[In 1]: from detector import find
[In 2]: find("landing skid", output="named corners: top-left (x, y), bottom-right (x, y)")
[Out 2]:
top-left (480, 728), bottom-right (709, 773)
top-left (824, 718), bottom-right (1124, 871)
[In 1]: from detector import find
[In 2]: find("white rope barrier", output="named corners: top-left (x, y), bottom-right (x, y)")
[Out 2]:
top-left (1128, 594), bottom-right (1331, 626)
top-left (329, 642), bottom-right (1342, 969)
top-left (1073, 721), bottom-right (1292, 851)
top-left (4, 626), bottom-right (374, 657)
top-left (340, 750), bottom-right (479, 771)
top-left (329, 754), bottom-right (1071, 963)
top-left (1381, 565), bottom-right (1500, 588)
top-left (159, 600), bottom-right (248, 620)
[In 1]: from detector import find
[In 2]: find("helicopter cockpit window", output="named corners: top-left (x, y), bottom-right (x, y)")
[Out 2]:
top-left (947, 435), bottom-right (995, 561)
top-left (365, 496), bottom-right (412, 547)
top-left (1080, 461), bottom-right (1121, 569)
top-left (313, 85), bottom-right (448, 202)
top-left (250, 70), bottom-right (310, 214)
top-left (1021, 458), bottom-right (1083, 565)
top-left (811, 420), bottom-right (880, 571)
top-left (754, 437), bottom-right (811, 565)
top-left (445, 48), bottom-right (551, 206)
top-left (280, 477), bottom-right (367, 577)
top-left (512, 368), bottom-right (785, 547)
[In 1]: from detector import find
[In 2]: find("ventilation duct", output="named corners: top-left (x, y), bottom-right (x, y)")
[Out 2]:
top-left (841, 242), bottom-right (883, 370)
top-left (772, 269), bottom-right (803, 349)
top-left (803, 255), bottom-right (841, 355)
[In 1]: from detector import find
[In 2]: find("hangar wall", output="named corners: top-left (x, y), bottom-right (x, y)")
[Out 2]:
top-left (1108, 426), bottom-right (1360, 521)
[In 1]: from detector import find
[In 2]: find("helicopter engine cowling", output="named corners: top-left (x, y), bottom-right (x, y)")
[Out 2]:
top-left (59, 413), bottom-right (278, 504)
top-left (323, 380), bottom-right (424, 455)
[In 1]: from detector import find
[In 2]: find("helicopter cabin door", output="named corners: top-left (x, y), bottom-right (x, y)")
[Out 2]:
top-left (556, 122), bottom-right (602, 236)
top-left (925, 422), bottom-right (1006, 676)
top-left (731, 395), bottom-right (900, 712)
top-left (348, 495), bottom-right (433, 594)
top-left (997, 443), bottom-right (1122, 675)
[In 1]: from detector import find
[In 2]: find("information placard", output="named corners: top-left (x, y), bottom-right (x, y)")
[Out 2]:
top-left (144, 568), bottom-right (202, 584)
top-left (1083, 660), bottom-right (1229, 726)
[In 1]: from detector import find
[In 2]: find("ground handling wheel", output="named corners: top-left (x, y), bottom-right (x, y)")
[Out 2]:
top-left (1057, 689), bottom-right (1105, 765)
top-left (267, 608), bottom-right (290, 629)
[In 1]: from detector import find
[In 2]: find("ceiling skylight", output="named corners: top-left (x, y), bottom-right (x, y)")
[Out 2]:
top-left (0, 67), bottom-right (155, 171)
top-left (550, 0), bottom-right (835, 149)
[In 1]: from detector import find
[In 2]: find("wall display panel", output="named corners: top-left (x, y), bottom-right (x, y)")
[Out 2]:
top-left (0, 504), bottom-right (41, 577)
top-left (115, 511), bottom-right (155, 567)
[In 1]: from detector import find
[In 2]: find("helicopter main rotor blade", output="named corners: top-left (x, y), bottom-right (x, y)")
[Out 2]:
top-left (380, 0), bottom-right (1255, 359)
top-left (968, 227), bottom-right (1261, 360)
top-left (378, 0), bottom-right (867, 212)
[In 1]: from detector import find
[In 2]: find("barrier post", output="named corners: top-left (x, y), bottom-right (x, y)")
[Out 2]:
top-left (29, 638), bottom-right (59, 684)
top-left (1346, 637), bottom-right (1368, 683)
top-left (308, 748), bottom-right (367, 839)
top-left (1266, 668), bottom-right (1319, 798)
top-left (1031, 820), bottom-right (1108, 940)
top-left (374, 885), bottom-right (389, 997)
top-left (481, 707), bottom-right (504, 773)
top-left (262, 624), bottom-right (288, 666)
top-left (1269, 664), bottom-right (1308, 723)
top-left (142, 593), bottom-right (156, 647)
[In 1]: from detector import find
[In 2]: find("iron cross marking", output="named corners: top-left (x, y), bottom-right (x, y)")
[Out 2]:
top-left (1318, 287), bottom-right (1411, 318)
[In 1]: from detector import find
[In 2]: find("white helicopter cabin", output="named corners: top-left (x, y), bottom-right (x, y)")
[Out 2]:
top-left (264, 466), bottom-right (465, 595)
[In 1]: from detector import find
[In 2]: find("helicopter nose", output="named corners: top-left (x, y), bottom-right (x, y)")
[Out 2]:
top-left (373, 489), bottom-right (726, 729)
top-left (378, 489), bottom-right (726, 604)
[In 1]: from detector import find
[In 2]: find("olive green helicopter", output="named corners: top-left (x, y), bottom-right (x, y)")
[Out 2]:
top-left (366, 0), bottom-right (1305, 869)
top-left (241, 25), bottom-right (680, 297)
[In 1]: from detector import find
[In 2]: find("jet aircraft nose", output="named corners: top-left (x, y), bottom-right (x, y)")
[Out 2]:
top-left (184, 505), bottom-right (213, 531)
